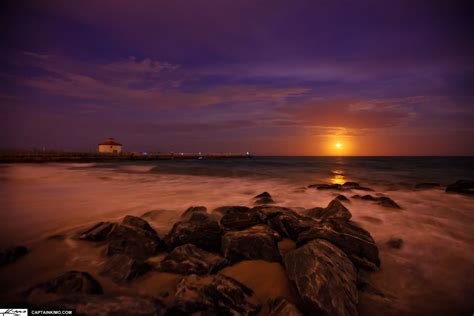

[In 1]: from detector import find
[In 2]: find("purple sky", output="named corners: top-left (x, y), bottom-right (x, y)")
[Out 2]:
top-left (1, 0), bottom-right (473, 155)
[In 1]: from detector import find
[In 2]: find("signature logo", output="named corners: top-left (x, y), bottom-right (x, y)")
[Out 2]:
top-left (0, 309), bottom-right (28, 316)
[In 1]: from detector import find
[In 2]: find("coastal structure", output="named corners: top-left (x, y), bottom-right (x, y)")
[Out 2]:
top-left (98, 138), bottom-right (123, 154)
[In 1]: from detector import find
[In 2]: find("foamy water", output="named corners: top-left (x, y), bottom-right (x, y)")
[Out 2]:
top-left (0, 160), bottom-right (473, 315)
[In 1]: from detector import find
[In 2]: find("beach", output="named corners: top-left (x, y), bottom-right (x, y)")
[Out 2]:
top-left (0, 157), bottom-right (473, 315)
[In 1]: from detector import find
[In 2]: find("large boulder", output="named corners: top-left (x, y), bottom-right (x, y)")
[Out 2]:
top-left (0, 246), bottom-right (28, 266)
top-left (164, 217), bottom-right (223, 252)
top-left (106, 217), bottom-right (161, 260)
top-left (297, 219), bottom-right (380, 271)
top-left (169, 274), bottom-right (261, 315)
top-left (446, 180), bottom-right (474, 195)
top-left (100, 254), bottom-right (151, 282)
top-left (42, 295), bottom-right (166, 315)
top-left (181, 206), bottom-right (209, 221)
top-left (221, 225), bottom-right (281, 263)
top-left (268, 297), bottom-right (302, 316)
top-left (304, 199), bottom-right (352, 221)
top-left (121, 215), bottom-right (157, 234)
top-left (256, 206), bottom-right (314, 240)
top-left (217, 206), bottom-right (261, 230)
top-left (283, 239), bottom-right (358, 316)
top-left (77, 222), bottom-right (116, 241)
top-left (25, 271), bottom-right (103, 303)
top-left (158, 244), bottom-right (229, 275)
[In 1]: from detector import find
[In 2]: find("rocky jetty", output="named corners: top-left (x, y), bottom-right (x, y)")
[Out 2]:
top-left (7, 193), bottom-right (383, 316)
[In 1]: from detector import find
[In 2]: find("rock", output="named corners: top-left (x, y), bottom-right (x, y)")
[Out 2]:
top-left (377, 197), bottom-right (401, 209)
top-left (446, 179), bottom-right (474, 195)
top-left (386, 237), bottom-right (403, 249)
top-left (0, 246), bottom-right (28, 266)
top-left (254, 192), bottom-right (275, 205)
top-left (100, 254), bottom-right (151, 282)
top-left (254, 192), bottom-right (272, 199)
top-left (181, 206), bottom-right (208, 220)
top-left (309, 182), bottom-right (372, 192)
top-left (158, 244), bottom-right (229, 275)
top-left (164, 217), bottom-right (223, 252)
top-left (309, 183), bottom-right (343, 191)
top-left (254, 196), bottom-right (275, 205)
top-left (342, 181), bottom-right (360, 189)
top-left (352, 195), bottom-right (401, 209)
top-left (352, 194), bottom-right (377, 201)
top-left (121, 215), bottom-right (157, 234)
top-left (335, 194), bottom-right (350, 203)
top-left (218, 206), bottom-right (261, 230)
top-left (283, 239), bottom-right (358, 316)
top-left (221, 225), bottom-right (281, 263)
top-left (169, 274), bottom-right (261, 315)
top-left (304, 199), bottom-right (352, 221)
top-left (253, 205), bottom-right (296, 221)
top-left (415, 182), bottom-right (440, 189)
top-left (268, 297), bottom-right (303, 316)
top-left (106, 221), bottom-right (161, 260)
top-left (25, 271), bottom-right (103, 303)
top-left (77, 222), bottom-right (116, 241)
top-left (258, 206), bottom-right (315, 240)
top-left (297, 219), bottom-right (380, 271)
top-left (42, 294), bottom-right (166, 315)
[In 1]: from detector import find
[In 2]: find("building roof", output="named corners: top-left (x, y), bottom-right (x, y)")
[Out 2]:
top-left (98, 138), bottom-right (123, 146)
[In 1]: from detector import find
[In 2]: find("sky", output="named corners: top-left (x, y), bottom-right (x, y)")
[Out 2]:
top-left (1, 0), bottom-right (473, 155)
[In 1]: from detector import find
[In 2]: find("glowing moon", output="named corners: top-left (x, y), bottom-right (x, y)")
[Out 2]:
top-left (335, 143), bottom-right (342, 149)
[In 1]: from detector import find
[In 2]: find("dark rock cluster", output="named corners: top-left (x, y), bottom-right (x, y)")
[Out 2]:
top-left (352, 194), bottom-right (401, 209)
top-left (11, 193), bottom-right (385, 316)
top-left (446, 179), bottom-right (474, 195)
top-left (309, 181), bottom-right (373, 192)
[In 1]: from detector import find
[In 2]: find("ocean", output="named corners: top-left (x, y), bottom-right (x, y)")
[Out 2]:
top-left (0, 156), bottom-right (473, 315)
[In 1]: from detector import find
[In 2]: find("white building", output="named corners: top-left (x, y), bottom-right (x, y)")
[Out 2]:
top-left (98, 138), bottom-right (123, 154)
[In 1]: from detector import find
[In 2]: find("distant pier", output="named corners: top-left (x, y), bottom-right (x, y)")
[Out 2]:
top-left (0, 151), bottom-right (252, 163)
